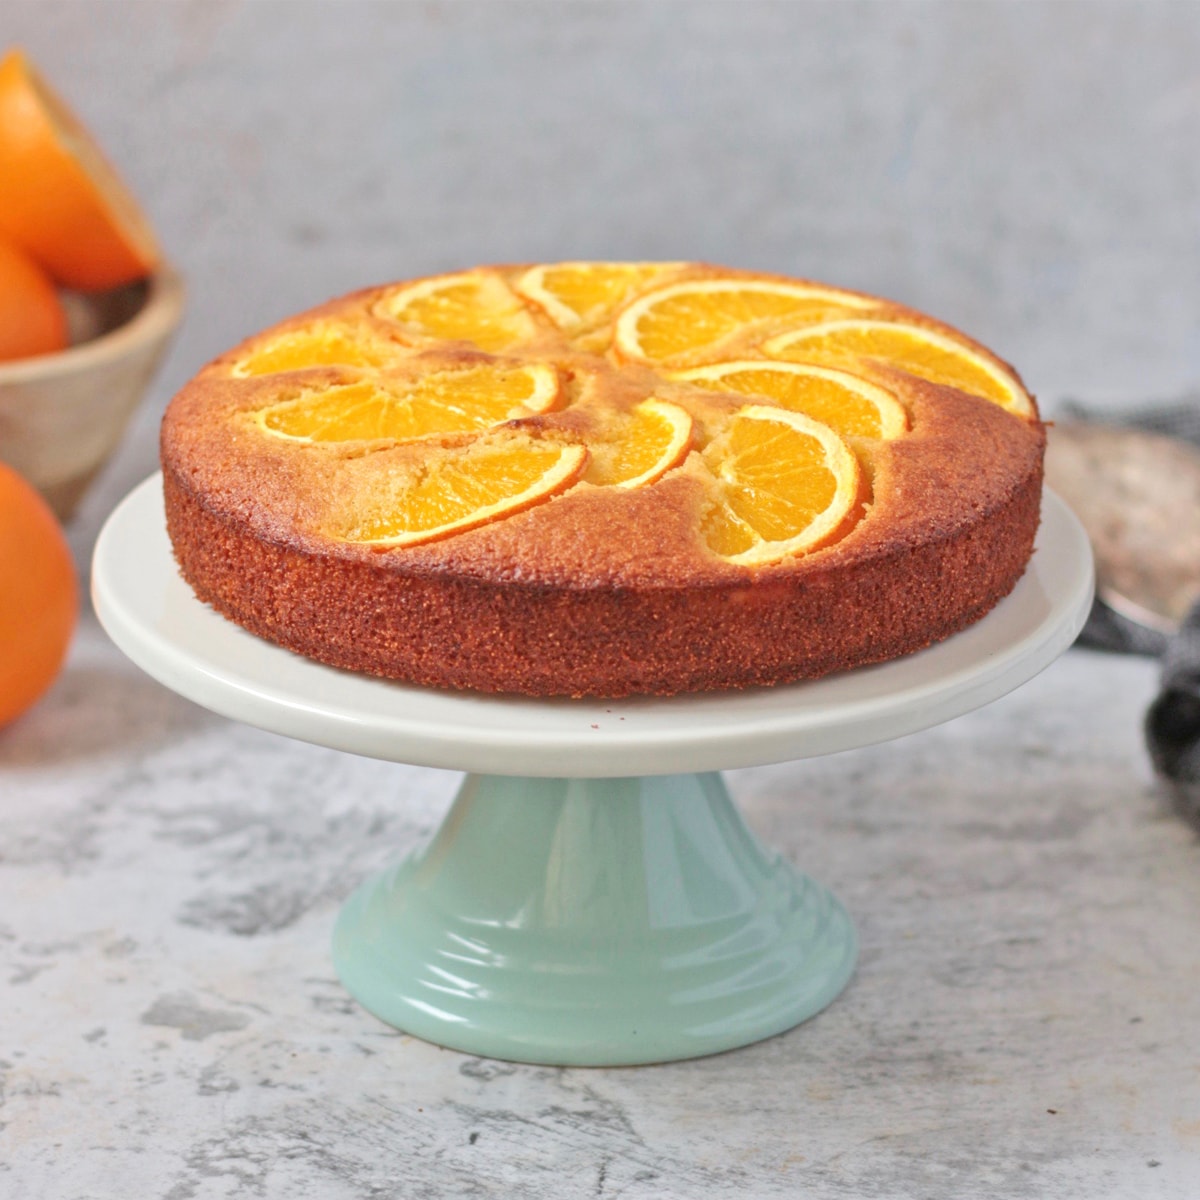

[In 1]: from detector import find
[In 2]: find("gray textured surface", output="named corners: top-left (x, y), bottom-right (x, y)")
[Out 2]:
top-left (3, 621), bottom-right (1199, 1198)
top-left (3, 2), bottom-right (1200, 1195)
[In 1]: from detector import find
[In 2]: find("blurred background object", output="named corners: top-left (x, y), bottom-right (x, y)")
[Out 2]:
top-left (1045, 406), bottom-right (1200, 807)
top-left (0, 266), bottom-right (183, 519)
top-left (0, 461), bottom-right (77, 726)
top-left (0, 236), bottom-right (68, 361)
top-left (1046, 420), bottom-right (1200, 648)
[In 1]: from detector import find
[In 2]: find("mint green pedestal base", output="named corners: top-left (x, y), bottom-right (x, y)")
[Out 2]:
top-left (332, 772), bottom-right (856, 1065)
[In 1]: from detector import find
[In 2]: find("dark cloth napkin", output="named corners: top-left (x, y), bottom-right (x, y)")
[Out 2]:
top-left (1058, 399), bottom-right (1200, 808)
top-left (1146, 601), bottom-right (1200, 796)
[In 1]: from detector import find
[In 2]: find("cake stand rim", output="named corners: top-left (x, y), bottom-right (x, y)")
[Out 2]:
top-left (91, 474), bottom-right (1094, 777)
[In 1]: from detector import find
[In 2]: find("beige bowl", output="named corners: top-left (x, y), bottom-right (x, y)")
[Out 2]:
top-left (0, 265), bottom-right (184, 520)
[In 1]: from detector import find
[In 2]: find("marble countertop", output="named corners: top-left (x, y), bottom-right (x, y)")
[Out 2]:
top-left (3, 604), bottom-right (1199, 1199)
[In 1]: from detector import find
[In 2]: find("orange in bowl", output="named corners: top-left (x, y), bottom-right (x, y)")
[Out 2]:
top-left (0, 236), bottom-right (67, 362)
top-left (0, 48), bottom-right (159, 291)
top-left (0, 462), bottom-right (77, 727)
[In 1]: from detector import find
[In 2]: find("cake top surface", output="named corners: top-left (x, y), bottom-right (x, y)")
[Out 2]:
top-left (161, 261), bottom-right (1042, 589)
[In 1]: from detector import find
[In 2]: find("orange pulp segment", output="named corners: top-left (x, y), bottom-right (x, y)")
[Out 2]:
top-left (373, 270), bottom-right (539, 353)
top-left (515, 261), bottom-right (681, 331)
top-left (614, 279), bottom-right (874, 366)
top-left (762, 320), bottom-right (1035, 418)
top-left (701, 405), bottom-right (862, 565)
top-left (0, 49), bottom-right (159, 290)
top-left (254, 362), bottom-right (561, 445)
top-left (584, 398), bottom-right (693, 488)
top-left (342, 437), bottom-right (588, 546)
top-left (672, 361), bottom-right (908, 442)
top-left (234, 321), bottom-right (411, 377)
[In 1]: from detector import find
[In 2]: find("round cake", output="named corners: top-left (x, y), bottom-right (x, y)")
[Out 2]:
top-left (161, 262), bottom-right (1044, 697)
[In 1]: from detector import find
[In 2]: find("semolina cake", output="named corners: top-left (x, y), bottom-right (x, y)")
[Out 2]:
top-left (161, 262), bottom-right (1044, 697)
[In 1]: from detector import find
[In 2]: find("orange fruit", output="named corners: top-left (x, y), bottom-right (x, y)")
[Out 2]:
top-left (762, 319), bottom-right (1035, 418)
top-left (233, 320), bottom-right (412, 377)
top-left (0, 49), bottom-right (159, 291)
top-left (335, 435), bottom-right (588, 546)
top-left (0, 235), bottom-right (68, 362)
top-left (672, 361), bottom-right (908, 442)
top-left (614, 278), bottom-right (873, 366)
top-left (700, 406), bottom-right (863, 564)
top-left (584, 398), bottom-right (693, 488)
top-left (0, 462), bottom-right (77, 727)
top-left (254, 362), bottom-right (561, 445)
top-left (515, 261), bottom-right (681, 331)
top-left (373, 271), bottom-right (539, 352)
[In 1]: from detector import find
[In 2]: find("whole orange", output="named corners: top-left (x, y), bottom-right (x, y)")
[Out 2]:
top-left (0, 462), bottom-right (77, 727)
top-left (0, 235), bottom-right (68, 362)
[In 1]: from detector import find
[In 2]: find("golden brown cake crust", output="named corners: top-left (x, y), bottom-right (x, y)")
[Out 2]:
top-left (160, 264), bottom-right (1045, 697)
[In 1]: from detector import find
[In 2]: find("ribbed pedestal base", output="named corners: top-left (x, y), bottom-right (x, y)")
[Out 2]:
top-left (333, 772), bottom-right (856, 1065)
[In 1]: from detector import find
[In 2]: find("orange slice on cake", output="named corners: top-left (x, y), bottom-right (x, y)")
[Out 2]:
top-left (584, 397), bottom-right (693, 488)
top-left (613, 278), bottom-right (874, 366)
top-left (337, 435), bottom-right (588, 546)
top-left (233, 320), bottom-right (413, 377)
top-left (701, 405), bottom-right (864, 565)
top-left (762, 319), bottom-right (1034, 418)
top-left (373, 270), bottom-right (539, 353)
top-left (672, 361), bottom-right (908, 443)
top-left (253, 362), bottom-right (561, 446)
top-left (515, 261), bottom-right (681, 331)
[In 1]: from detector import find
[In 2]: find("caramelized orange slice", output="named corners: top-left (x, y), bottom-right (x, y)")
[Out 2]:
top-left (614, 279), bottom-right (873, 365)
top-left (515, 261), bottom-right (681, 331)
top-left (339, 436), bottom-right (588, 546)
top-left (673, 361), bottom-right (908, 442)
top-left (701, 406), bottom-right (863, 565)
top-left (584, 398), bottom-right (693, 488)
top-left (254, 362), bottom-right (560, 445)
top-left (233, 320), bottom-right (411, 377)
top-left (763, 320), bottom-right (1034, 418)
top-left (373, 270), bottom-right (538, 352)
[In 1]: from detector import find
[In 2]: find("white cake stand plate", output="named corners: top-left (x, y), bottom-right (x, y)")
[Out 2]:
top-left (93, 476), bottom-right (1093, 1065)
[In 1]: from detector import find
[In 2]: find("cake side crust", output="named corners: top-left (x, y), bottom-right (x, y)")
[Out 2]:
top-left (162, 446), bottom-right (1042, 699)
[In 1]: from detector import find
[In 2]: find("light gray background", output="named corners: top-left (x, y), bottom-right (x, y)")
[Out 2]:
top-left (7, 0), bottom-right (1200, 555)
top-left (4, 4), bottom-right (1200, 1198)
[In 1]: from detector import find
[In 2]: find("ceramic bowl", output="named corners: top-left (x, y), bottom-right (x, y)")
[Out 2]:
top-left (0, 265), bottom-right (184, 520)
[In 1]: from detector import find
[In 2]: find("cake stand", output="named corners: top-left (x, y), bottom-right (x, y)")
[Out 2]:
top-left (92, 476), bottom-right (1093, 1066)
